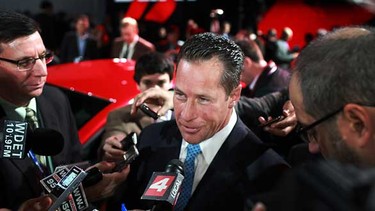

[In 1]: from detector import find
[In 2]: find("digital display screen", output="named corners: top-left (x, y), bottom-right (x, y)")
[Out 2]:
top-left (61, 172), bottom-right (78, 188)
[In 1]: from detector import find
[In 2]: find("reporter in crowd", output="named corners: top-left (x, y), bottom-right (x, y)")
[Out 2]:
top-left (110, 17), bottom-right (155, 61)
top-left (235, 39), bottom-right (290, 98)
top-left (0, 9), bottom-right (129, 210)
top-left (100, 52), bottom-right (174, 161)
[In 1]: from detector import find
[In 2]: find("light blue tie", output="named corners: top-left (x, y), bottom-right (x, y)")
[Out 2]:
top-left (175, 144), bottom-right (201, 211)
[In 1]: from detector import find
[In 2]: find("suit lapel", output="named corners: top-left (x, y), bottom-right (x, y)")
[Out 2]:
top-left (11, 159), bottom-right (43, 195)
top-left (36, 90), bottom-right (59, 130)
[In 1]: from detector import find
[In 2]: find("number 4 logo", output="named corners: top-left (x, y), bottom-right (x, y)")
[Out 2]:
top-left (149, 178), bottom-right (169, 192)
top-left (144, 175), bottom-right (175, 197)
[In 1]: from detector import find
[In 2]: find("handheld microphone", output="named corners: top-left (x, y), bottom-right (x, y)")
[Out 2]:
top-left (40, 166), bottom-right (89, 211)
top-left (26, 127), bottom-right (65, 156)
top-left (47, 166), bottom-right (88, 211)
top-left (141, 159), bottom-right (185, 211)
top-left (0, 120), bottom-right (65, 159)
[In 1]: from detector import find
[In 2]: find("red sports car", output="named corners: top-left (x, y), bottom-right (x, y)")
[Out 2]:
top-left (47, 59), bottom-right (140, 160)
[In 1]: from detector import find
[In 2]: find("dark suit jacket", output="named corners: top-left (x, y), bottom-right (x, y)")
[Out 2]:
top-left (120, 118), bottom-right (288, 210)
top-left (241, 66), bottom-right (291, 98)
top-left (0, 85), bottom-right (82, 210)
top-left (60, 31), bottom-right (99, 63)
top-left (110, 37), bottom-right (155, 61)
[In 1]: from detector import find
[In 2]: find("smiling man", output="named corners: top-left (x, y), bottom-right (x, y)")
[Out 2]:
top-left (116, 33), bottom-right (288, 211)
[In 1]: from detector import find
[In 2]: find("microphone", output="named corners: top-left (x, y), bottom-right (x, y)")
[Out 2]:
top-left (141, 159), bottom-right (185, 211)
top-left (40, 166), bottom-right (89, 211)
top-left (26, 127), bottom-right (64, 156)
top-left (47, 166), bottom-right (88, 211)
top-left (0, 120), bottom-right (64, 159)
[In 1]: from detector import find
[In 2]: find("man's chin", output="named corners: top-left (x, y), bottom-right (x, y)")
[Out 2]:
top-left (181, 133), bottom-right (206, 145)
top-left (29, 87), bottom-right (44, 98)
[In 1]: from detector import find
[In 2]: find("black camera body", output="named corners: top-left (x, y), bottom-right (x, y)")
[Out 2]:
top-left (114, 132), bottom-right (139, 172)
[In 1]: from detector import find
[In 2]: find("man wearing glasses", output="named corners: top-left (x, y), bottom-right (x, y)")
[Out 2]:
top-left (0, 10), bottom-right (129, 210)
top-left (251, 27), bottom-right (375, 211)
top-left (290, 26), bottom-right (375, 167)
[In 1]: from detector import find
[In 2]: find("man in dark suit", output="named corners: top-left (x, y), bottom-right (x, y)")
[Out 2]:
top-left (0, 10), bottom-right (128, 210)
top-left (236, 40), bottom-right (290, 98)
top-left (0, 86), bottom-right (82, 209)
top-left (111, 33), bottom-right (288, 210)
top-left (59, 14), bottom-right (99, 63)
top-left (110, 17), bottom-right (155, 61)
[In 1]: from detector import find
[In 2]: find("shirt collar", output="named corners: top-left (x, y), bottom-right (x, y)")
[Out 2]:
top-left (181, 108), bottom-right (238, 165)
top-left (249, 74), bottom-right (260, 90)
top-left (0, 97), bottom-right (37, 120)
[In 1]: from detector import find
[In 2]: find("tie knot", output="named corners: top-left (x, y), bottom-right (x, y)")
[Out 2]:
top-left (25, 107), bottom-right (39, 129)
top-left (25, 107), bottom-right (36, 117)
top-left (186, 144), bottom-right (201, 160)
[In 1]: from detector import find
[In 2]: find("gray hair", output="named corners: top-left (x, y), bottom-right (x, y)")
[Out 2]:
top-left (293, 26), bottom-right (375, 119)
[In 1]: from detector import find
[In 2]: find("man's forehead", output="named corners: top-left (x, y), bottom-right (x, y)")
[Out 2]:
top-left (140, 73), bottom-right (170, 80)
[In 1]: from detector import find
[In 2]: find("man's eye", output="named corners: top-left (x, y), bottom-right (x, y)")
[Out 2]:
top-left (174, 92), bottom-right (186, 101)
top-left (18, 59), bottom-right (34, 68)
top-left (158, 81), bottom-right (167, 87)
top-left (198, 97), bottom-right (210, 104)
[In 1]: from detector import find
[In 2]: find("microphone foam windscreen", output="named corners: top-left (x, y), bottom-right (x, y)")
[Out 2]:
top-left (29, 128), bottom-right (65, 156)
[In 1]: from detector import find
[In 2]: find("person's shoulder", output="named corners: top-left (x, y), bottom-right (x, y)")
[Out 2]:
top-left (275, 66), bottom-right (291, 74)
top-left (42, 85), bottom-right (65, 97)
top-left (142, 120), bottom-right (177, 133)
top-left (109, 104), bottom-right (132, 116)
top-left (63, 31), bottom-right (77, 38)
top-left (137, 37), bottom-right (155, 49)
top-left (112, 37), bottom-right (123, 44)
top-left (140, 120), bottom-right (179, 144)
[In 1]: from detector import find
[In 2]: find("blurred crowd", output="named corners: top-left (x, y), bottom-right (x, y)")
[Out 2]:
top-left (27, 0), bottom-right (331, 70)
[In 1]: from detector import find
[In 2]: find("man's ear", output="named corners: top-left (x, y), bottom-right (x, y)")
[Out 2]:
top-left (340, 104), bottom-right (373, 148)
top-left (229, 85), bottom-right (241, 108)
top-left (244, 57), bottom-right (252, 68)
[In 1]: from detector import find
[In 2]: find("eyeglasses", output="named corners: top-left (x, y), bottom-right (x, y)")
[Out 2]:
top-left (296, 106), bottom-right (344, 143)
top-left (0, 52), bottom-right (54, 71)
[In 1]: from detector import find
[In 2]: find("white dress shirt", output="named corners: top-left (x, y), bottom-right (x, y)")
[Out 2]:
top-left (120, 35), bottom-right (139, 59)
top-left (179, 108), bottom-right (238, 194)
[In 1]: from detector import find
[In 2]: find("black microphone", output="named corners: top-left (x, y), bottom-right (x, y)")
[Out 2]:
top-left (26, 127), bottom-right (64, 156)
top-left (141, 159), bottom-right (185, 211)
top-left (0, 120), bottom-right (64, 159)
